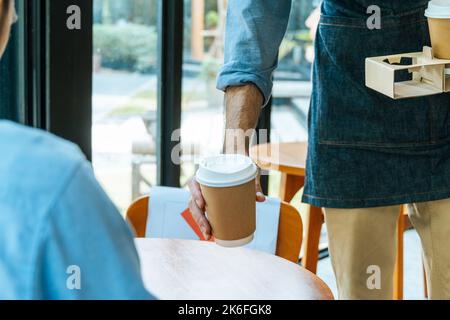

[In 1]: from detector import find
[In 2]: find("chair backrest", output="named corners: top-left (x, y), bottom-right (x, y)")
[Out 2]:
top-left (126, 196), bottom-right (303, 263)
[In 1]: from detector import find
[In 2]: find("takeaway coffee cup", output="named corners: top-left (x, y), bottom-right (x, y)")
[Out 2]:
top-left (196, 154), bottom-right (258, 247)
top-left (426, 0), bottom-right (450, 59)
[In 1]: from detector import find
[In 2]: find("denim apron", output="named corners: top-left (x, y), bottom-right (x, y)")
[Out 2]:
top-left (302, 0), bottom-right (450, 208)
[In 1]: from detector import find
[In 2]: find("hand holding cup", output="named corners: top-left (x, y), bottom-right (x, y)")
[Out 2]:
top-left (188, 154), bottom-right (265, 245)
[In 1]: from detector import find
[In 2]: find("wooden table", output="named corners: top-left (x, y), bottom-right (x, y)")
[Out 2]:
top-left (136, 238), bottom-right (334, 300)
top-left (250, 142), bottom-right (324, 273)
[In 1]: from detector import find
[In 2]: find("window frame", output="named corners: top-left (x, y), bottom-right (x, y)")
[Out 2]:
top-left (156, 0), bottom-right (183, 187)
top-left (46, 0), bottom-right (93, 160)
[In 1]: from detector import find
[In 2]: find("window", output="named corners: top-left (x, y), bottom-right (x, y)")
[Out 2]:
top-left (268, 0), bottom-right (318, 197)
top-left (92, 0), bottom-right (159, 213)
top-left (178, 0), bottom-right (319, 195)
top-left (269, 0), bottom-right (325, 251)
top-left (0, 0), bottom-right (318, 214)
top-left (271, 0), bottom-right (317, 145)
top-left (180, 0), bottom-right (226, 187)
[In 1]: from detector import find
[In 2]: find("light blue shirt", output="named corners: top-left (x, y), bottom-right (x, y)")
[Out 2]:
top-left (0, 121), bottom-right (154, 300)
top-left (216, 0), bottom-right (292, 106)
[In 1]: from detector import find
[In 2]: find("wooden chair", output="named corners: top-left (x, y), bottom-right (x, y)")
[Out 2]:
top-left (126, 196), bottom-right (303, 263)
top-left (250, 142), bottom-right (427, 299)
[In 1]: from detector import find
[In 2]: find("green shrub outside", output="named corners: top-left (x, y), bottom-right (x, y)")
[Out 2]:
top-left (93, 23), bottom-right (157, 73)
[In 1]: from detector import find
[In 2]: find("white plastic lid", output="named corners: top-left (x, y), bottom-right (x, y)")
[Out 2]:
top-left (425, 0), bottom-right (450, 18)
top-left (196, 154), bottom-right (257, 188)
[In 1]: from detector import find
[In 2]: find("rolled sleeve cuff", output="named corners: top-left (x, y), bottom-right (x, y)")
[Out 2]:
top-left (216, 67), bottom-right (273, 108)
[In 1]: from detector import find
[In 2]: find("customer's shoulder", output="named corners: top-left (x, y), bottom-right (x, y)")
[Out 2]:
top-left (0, 120), bottom-right (86, 167)
top-left (0, 122), bottom-right (92, 299)
top-left (0, 121), bottom-right (88, 197)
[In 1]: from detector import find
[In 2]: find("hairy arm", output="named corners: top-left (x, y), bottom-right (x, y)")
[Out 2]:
top-left (223, 84), bottom-right (263, 155)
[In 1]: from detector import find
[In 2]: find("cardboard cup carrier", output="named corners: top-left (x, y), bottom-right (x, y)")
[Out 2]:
top-left (365, 2), bottom-right (450, 98)
top-left (196, 154), bottom-right (257, 247)
top-left (426, 0), bottom-right (450, 59)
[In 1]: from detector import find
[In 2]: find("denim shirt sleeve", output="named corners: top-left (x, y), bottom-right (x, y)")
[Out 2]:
top-left (216, 0), bottom-right (291, 106)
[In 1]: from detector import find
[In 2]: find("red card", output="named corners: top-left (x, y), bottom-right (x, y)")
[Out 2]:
top-left (181, 208), bottom-right (214, 242)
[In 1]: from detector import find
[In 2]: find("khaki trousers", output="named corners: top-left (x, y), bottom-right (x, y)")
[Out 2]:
top-left (324, 198), bottom-right (450, 300)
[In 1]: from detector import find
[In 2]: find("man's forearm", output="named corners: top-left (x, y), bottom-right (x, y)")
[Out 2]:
top-left (223, 84), bottom-right (263, 155)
